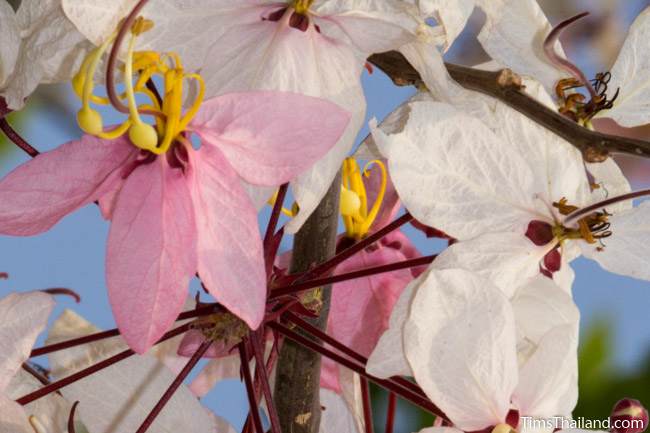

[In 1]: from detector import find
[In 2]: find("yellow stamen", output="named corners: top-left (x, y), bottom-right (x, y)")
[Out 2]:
top-left (267, 191), bottom-right (298, 217)
top-left (340, 158), bottom-right (388, 240)
top-left (293, 0), bottom-right (314, 14)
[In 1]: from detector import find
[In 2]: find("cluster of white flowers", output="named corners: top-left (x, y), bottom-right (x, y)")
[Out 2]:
top-left (0, 0), bottom-right (649, 432)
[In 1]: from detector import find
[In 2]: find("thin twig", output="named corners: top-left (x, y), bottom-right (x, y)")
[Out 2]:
top-left (368, 51), bottom-right (650, 162)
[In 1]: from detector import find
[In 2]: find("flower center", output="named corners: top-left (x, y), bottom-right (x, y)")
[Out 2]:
top-left (262, 1), bottom-right (319, 32)
top-left (292, 0), bottom-right (314, 15)
top-left (340, 158), bottom-right (387, 240)
top-left (555, 72), bottom-right (620, 126)
top-left (72, 17), bottom-right (204, 155)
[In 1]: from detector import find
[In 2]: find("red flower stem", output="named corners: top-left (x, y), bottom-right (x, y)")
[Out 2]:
top-left (264, 183), bottom-right (288, 250)
top-left (285, 212), bottom-right (413, 285)
top-left (0, 118), bottom-right (39, 157)
top-left (30, 304), bottom-right (221, 358)
top-left (268, 322), bottom-right (445, 418)
top-left (251, 331), bottom-right (281, 433)
top-left (565, 188), bottom-right (650, 223)
top-left (41, 288), bottom-right (81, 303)
top-left (239, 341), bottom-right (265, 433)
top-left (385, 392), bottom-right (397, 433)
top-left (360, 377), bottom-right (374, 433)
top-left (17, 322), bottom-right (195, 405)
top-left (283, 311), bottom-right (425, 397)
top-left (271, 254), bottom-right (436, 299)
top-left (68, 401), bottom-right (80, 433)
top-left (135, 339), bottom-right (212, 433)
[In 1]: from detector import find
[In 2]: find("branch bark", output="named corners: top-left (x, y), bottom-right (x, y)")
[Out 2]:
top-left (273, 172), bottom-right (341, 433)
top-left (369, 51), bottom-right (650, 162)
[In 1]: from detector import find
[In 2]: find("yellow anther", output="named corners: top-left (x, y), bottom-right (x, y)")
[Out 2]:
top-left (131, 17), bottom-right (154, 36)
top-left (340, 185), bottom-right (362, 217)
top-left (77, 107), bottom-right (104, 135)
top-left (491, 424), bottom-right (515, 433)
top-left (340, 158), bottom-right (388, 239)
top-left (28, 415), bottom-right (46, 433)
top-left (129, 122), bottom-right (159, 151)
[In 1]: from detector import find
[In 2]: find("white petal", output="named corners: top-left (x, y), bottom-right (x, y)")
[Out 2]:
top-left (477, 0), bottom-right (565, 95)
top-left (0, 291), bottom-right (54, 392)
top-left (47, 310), bottom-right (215, 433)
top-left (372, 100), bottom-right (546, 239)
top-left (3, 0), bottom-right (90, 109)
top-left (581, 200), bottom-right (650, 282)
top-left (0, 1), bottom-right (20, 88)
top-left (513, 325), bottom-right (578, 418)
top-left (319, 388), bottom-right (362, 433)
top-left (366, 271), bottom-right (428, 379)
top-left (417, 0), bottom-right (475, 50)
top-left (511, 275), bottom-right (579, 358)
top-left (586, 158), bottom-right (633, 214)
top-left (0, 395), bottom-right (33, 433)
top-left (189, 355), bottom-right (241, 398)
top-left (7, 369), bottom-right (72, 433)
top-left (403, 269), bottom-right (518, 431)
top-left (433, 232), bottom-right (548, 298)
top-left (598, 7), bottom-right (650, 126)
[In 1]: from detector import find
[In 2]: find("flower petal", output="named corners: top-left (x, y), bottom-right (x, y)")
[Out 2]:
top-left (404, 269), bottom-right (518, 431)
top-left (372, 101), bottom-right (543, 239)
top-left (0, 136), bottom-right (134, 236)
top-left (0, 291), bottom-right (54, 392)
top-left (513, 325), bottom-right (579, 418)
top-left (47, 310), bottom-right (215, 433)
top-left (0, 396), bottom-right (32, 433)
top-left (0, 1), bottom-right (19, 89)
top-left (188, 144), bottom-right (266, 329)
top-left (597, 7), bottom-right (650, 127)
top-left (107, 158), bottom-right (197, 353)
top-left (477, 0), bottom-right (565, 95)
top-left (580, 200), bottom-right (650, 282)
top-left (192, 91), bottom-right (350, 186)
top-left (433, 232), bottom-right (548, 298)
top-left (3, 0), bottom-right (91, 109)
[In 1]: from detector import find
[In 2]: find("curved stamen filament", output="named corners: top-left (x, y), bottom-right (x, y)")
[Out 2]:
top-left (564, 188), bottom-right (650, 224)
top-left (358, 159), bottom-right (387, 236)
top-left (544, 12), bottom-right (597, 100)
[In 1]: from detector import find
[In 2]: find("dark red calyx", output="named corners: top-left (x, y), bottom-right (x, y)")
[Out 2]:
top-left (525, 220), bottom-right (555, 246)
top-left (289, 11), bottom-right (309, 32)
top-left (543, 248), bottom-right (562, 273)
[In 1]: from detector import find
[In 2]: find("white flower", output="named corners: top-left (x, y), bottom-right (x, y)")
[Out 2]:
top-left (0, 291), bottom-right (73, 433)
top-left (46, 309), bottom-right (222, 433)
top-left (372, 78), bottom-right (650, 286)
top-left (478, 0), bottom-right (650, 127)
top-left (0, 0), bottom-right (91, 110)
top-left (61, 0), bottom-right (420, 232)
top-left (369, 268), bottom-right (579, 433)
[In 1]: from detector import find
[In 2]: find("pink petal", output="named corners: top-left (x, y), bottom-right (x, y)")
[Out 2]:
top-left (191, 91), bottom-right (350, 186)
top-left (107, 158), bottom-right (197, 354)
top-left (380, 230), bottom-right (426, 277)
top-left (188, 144), bottom-right (267, 329)
top-left (0, 135), bottom-right (135, 235)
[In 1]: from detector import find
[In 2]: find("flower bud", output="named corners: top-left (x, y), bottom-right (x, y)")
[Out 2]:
top-left (611, 398), bottom-right (649, 433)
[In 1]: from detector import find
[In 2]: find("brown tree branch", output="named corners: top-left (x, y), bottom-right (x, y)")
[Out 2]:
top-left (368, 51), bottom-right (650, 162)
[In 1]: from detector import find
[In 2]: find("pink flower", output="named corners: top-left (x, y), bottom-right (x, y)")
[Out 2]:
top-left (0, 91), bottom-right (350, 353)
